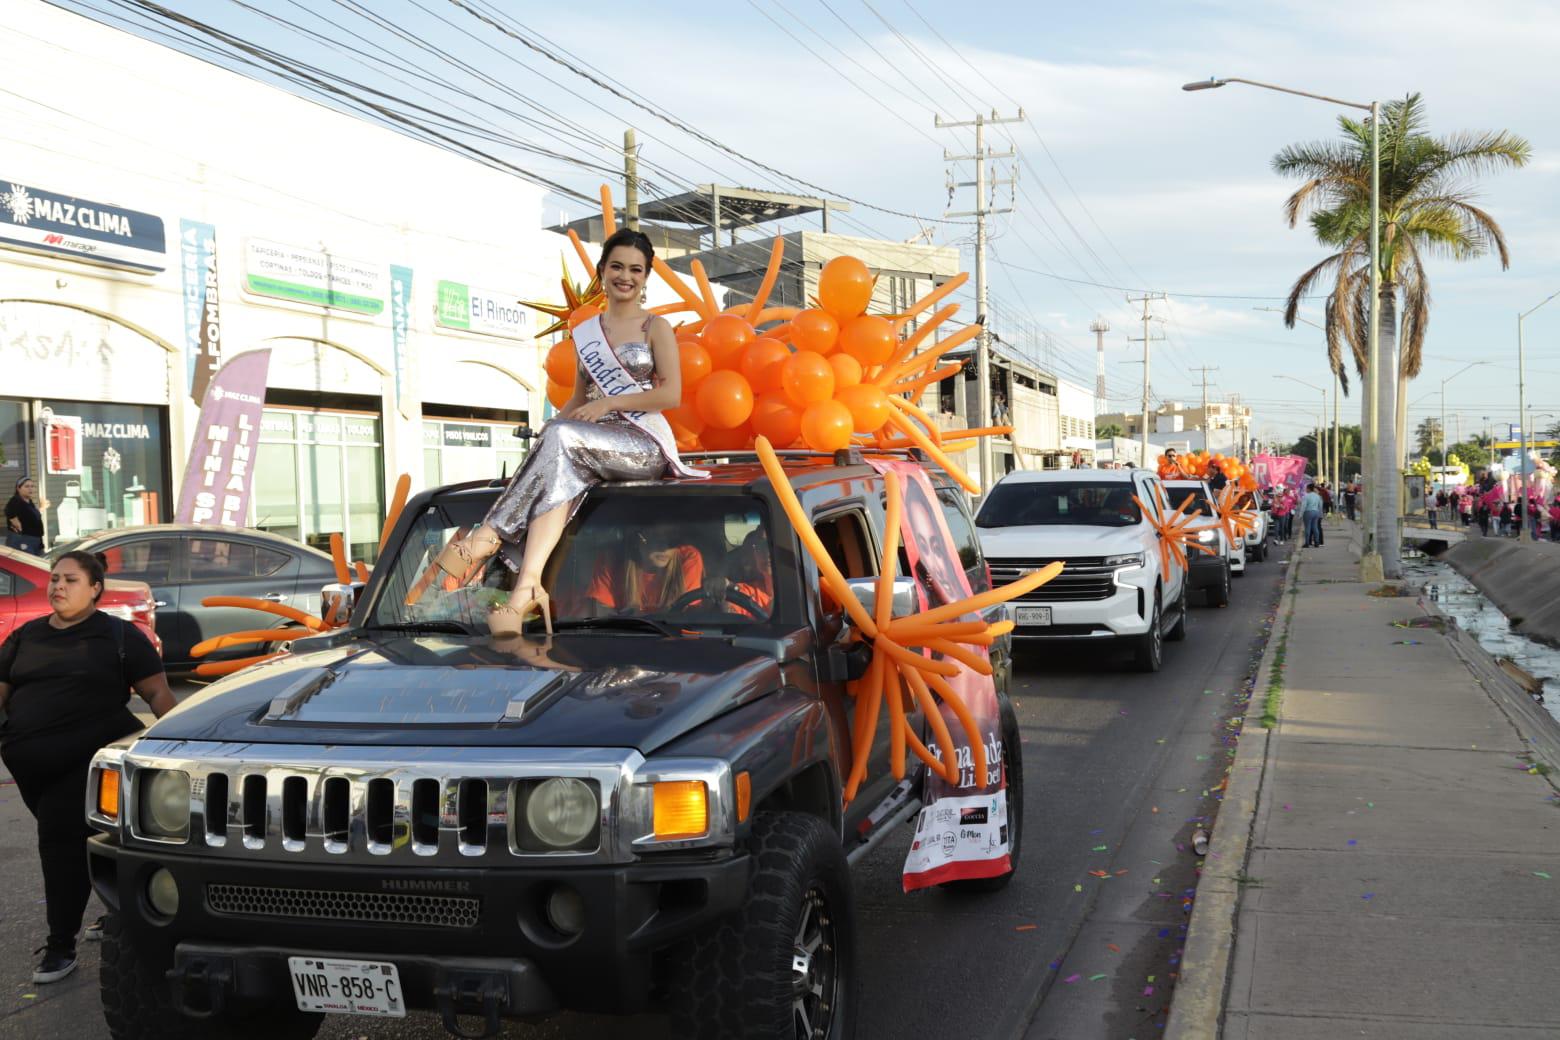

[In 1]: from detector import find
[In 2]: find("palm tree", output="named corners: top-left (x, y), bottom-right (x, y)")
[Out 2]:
top-left (1274, 95), bottom-right (1528, 569)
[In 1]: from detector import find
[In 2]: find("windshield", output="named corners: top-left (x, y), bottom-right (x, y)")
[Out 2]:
top-left (1165, 485), bottom-right (1215, 517)
top-left (976, 481), bottom-right (1142, 528)
top-left (374, 490), bottom-right (776, 632)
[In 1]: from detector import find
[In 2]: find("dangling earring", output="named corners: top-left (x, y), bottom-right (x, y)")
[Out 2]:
top-left (640, 289), bottom-right (647, 304)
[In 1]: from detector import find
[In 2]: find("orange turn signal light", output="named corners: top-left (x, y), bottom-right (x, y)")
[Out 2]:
top-left (652, 780), bottom-right (708, 840)
top-left (735, 772), bottom-right (752, 823)
top-left (97, 769), bottom-right (121, 820)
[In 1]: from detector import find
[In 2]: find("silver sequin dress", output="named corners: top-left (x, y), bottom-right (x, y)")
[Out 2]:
top-left (484, 338), bottom-right (668, 570)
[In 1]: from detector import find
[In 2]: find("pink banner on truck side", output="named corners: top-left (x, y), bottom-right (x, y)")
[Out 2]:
top-left (174, 349), bottom-right (270, 526)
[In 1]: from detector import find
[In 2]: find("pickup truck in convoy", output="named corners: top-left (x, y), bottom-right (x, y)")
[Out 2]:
top-left (975, 468), bottom-right (1188, 672)
top-left (1161, 479), bottom-right (1233, 607)
top-left (82, 450), bottom-right (1017, 1040)
top-left (1237, 489), bottom-right (1270, 563)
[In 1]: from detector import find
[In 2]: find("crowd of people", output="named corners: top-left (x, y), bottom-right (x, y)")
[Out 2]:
top-left (1426, 468), bottom-right (1560, 541)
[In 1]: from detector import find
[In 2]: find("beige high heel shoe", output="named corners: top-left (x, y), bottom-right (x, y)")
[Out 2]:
top-left (434, 531), bottom-right (500, 582)
top-left (489, 583), bottom-right (552, 638)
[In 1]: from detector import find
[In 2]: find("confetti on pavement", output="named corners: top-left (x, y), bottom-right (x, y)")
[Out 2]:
top-left (1015, 924), bottom-right (1037, 931)
top-left (1534, 872), bottom-right (1552, 880)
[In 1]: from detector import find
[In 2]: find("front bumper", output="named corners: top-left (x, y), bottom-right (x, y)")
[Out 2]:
top-left (1186, 554), bottom-right (1227, 590)
top-left (1009, 578), bottom-right (1152, 640)
top-left (88, 835), bottom-right (751, 1017)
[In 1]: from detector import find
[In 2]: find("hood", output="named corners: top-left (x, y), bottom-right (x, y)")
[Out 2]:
top-left (146, 631), bottom-right (787, 754)
top-left (978, 523), bottom-right (1144, 560)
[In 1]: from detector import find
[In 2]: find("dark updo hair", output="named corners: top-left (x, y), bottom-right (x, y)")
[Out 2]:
top-left (596, 228), bottom-right (655, 278)
top-left (53, 549), bottom-right (107, 603)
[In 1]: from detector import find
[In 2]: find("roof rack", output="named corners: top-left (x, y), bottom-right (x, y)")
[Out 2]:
top-left (679, 447), bottom-right (930, 465)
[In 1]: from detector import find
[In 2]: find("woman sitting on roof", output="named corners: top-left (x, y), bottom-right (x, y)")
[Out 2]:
top-left (431, 229), bottom-right (707, 637)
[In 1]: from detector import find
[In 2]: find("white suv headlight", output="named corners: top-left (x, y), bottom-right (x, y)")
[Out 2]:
top-left (1103, 552), bottom-right (1144, 568)
top-left (138, 769), bottom-right (191, 840)
top-left (1197, 530), bottom-right (1217, 543)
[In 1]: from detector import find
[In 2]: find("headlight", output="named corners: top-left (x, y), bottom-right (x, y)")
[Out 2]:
top-left (1103, 552), bottom-right (1144, 568)
top-left (1197, 530), bottom-right (1217, 543)
top-left (523, 778), bottom-right (598, 849)
top-left (138, 769), bottom-right (191, 840)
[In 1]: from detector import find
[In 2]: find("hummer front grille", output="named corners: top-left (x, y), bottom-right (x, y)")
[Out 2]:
top-left (207, 882), bottom-right (481, 928)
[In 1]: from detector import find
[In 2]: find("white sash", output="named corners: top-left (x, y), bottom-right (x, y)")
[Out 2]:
top-left (572, 315), bottom-right (708, 480)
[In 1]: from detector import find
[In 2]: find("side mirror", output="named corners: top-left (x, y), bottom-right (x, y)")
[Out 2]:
top-left (320, 581), bottom-right (365, 626)
top-left (843, 576), bottom-right (918, 621)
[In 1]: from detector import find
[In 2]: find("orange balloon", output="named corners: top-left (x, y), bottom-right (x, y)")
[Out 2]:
top-left (801, 400), bottom-right (854, 452)
top-left (790, 308), bottom-right (841, 354)
top-left (780, 351), bottom-right (836, 408)
top-left (695, 370), bottom-right (755, 429)
top-left (567, 305), bottom-right (599, 330)
top-left (828, 352), bottom-right (862, 388)
top-left (818, 256), bottom-right (873, 321)
top-left (835, 384), bottom-right (890, 433)
top-left (700, 423), bottom-right (753, 451)
top-left (679, 339), bottom-right (713, 389)
top-left (544, 340), bottom-right (578, 386)
top-left (667, 401), bottom-right (706, 436)
top-left (545, 379), bottom-right (571, 410)
top-left (838, 315), bottom-right (896, 367)
top-left (752, 393), bottom-right (803, 447)
top-left (703, 313), bottom-right (756, 369)
top-left (739, 337), bottom-right (791, 394)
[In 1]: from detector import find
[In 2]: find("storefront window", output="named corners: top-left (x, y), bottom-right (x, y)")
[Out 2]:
top-left (0, 400), bottom-right (29, 494)
top-left (421, 418), bottom-right (529, 489)
top-left (254, 407), bottom-right (385, 564)
top-left (39, 400), bottom-right (170, 542)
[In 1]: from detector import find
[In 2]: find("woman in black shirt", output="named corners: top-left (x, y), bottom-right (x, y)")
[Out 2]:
top-left (0, 551), bottom-right (175, 984)
top-left (4, 476), bottom-right (46, 554)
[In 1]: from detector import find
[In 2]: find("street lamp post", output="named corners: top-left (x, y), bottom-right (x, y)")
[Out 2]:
top-left (1188, 77), bottom-right (1385, 577)
top-left (1516, 288), bottom-right (1560, 542)
top-left (1275, 375), bottom-right (1328, 485)
top-left (1439, 362), bottom-right (1489, 487)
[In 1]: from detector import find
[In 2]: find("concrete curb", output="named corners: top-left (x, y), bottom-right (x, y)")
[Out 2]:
top-left (1162, 546), bottom-right (1300, 1040)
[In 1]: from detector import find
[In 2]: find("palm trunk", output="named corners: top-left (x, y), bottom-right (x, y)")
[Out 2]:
top-left (1395, 362), bottom-right (1408, 471)
top-left (1375, 288), bottom-right (1401, 577)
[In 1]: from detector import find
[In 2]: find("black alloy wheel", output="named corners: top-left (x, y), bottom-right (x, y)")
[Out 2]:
top-left (1134, 589), bottom-right (1163, 672)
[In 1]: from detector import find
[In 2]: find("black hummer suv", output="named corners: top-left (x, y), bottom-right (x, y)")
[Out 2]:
top-left (84, 450), bottom-right (1020, 1040)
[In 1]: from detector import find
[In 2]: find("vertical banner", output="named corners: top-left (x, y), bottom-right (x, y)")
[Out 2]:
top-left (175, 350), bottom-right (270, 526)
top-left (868, 460), bottom-right (1011, 891)
top-left (179, 219), bottom-right (222, 402)
top-left (390, 265), bottom-right (415, 420)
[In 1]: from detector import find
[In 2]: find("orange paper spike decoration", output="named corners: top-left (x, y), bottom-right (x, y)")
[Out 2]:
top-left (755, 436), bottom-right (1063, 803)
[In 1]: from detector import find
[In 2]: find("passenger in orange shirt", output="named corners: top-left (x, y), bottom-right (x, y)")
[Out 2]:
top-left (584, 529), bottom-right (703, 614)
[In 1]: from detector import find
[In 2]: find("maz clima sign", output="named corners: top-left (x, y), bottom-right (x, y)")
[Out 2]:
top-left (0, 177), bottom-right (167, 273)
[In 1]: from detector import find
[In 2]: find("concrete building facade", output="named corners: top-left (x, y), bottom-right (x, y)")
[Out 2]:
top-left (0, 2), bottom-right (597, 559)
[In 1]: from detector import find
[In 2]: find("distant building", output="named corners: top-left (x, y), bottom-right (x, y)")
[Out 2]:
top-left (1096, 399), bottom-right (1254, 457)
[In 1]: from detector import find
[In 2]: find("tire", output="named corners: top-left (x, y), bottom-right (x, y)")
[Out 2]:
top-left (1205, 563), bottom-right (1230, 608)
top-left (1165, 590), bottom-right (1188, 642)
top-left (101, 915), bottom-right (322, 1040)
top-left (666, 812), bottom-right (857, 1040)
top-left (1133, 589), bottom-right (1163, 672)
top-left (940, 697), bottom-right (1023, 893)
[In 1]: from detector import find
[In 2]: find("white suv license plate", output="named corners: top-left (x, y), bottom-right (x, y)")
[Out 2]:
top-left (288, 957), bottom-right (406, 1018)
top-left (1015, 606), bottom-right (1052, 626)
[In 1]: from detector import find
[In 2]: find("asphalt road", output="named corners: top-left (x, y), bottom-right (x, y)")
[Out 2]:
top-left (0, 551), bottom-right (1286, 1040)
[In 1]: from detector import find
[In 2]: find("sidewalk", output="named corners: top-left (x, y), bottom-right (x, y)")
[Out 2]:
top-left (1173, 520), bottom-right (1560, 1038)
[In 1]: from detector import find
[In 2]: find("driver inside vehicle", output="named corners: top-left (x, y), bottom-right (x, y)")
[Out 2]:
top-left (719, 528), bottom-right (774, 619)
top-left (582, 528), bottom-right (704, 615)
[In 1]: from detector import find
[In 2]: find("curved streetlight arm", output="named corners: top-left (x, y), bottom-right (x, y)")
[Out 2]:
top-left (1273, 374), bottom-right (1324, 394)
top-left (1181, 76), bottom-right (1371, 111)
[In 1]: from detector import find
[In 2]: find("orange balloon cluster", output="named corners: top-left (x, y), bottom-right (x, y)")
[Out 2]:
top-left (531, 185), bottom-right (1012, 496)
top-left (1156, 450), bottom-right (1257, 491)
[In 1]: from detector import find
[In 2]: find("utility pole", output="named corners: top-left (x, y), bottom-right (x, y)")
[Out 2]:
top-left (624, 129), bottom-right (639, 230)
top-left (1126, 292), bottom-right (1166, 467)
top-left (1191, 365), bottom-right (1218, 453)
top-left (1091, 318), bottom-right (1110, 417)
top-left (939, 108), bottom-right (1022, 493)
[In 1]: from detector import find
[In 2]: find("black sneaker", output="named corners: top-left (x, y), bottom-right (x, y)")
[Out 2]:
top-left (83, 917), bottom-right (105, 942)
top-left (32, 947), bottom-right (78, 984)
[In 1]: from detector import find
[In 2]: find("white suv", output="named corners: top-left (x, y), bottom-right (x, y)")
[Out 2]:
top-left (976, 469), bottom-right (1188, 672)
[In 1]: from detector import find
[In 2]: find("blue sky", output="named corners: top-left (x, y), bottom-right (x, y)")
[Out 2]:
top-left (57, 0), bottom-right (1560, 445)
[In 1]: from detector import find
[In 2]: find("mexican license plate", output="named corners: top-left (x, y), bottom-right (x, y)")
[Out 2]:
top-left (288, 957), bottom-right (406, 1018)
top-left (1015, 605), bottom-right (1052, 626)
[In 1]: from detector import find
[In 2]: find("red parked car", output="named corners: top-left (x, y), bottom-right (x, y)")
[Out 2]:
top-left (0, 545), bottom-right (162, 653)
